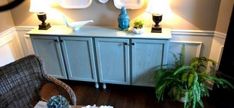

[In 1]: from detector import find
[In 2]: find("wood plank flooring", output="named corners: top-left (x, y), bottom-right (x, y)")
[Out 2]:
top-left (64, 81), bottom-right (215, 108)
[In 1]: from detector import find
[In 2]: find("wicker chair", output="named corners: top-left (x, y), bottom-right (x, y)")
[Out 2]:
top-left (0, 55), bottom-right (77, 108)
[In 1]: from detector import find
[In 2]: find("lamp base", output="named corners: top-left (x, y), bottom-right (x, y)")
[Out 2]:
top-left (39, 23), bottom-right (51, 30)
top-left (151, 27), bottom-right (162, 33)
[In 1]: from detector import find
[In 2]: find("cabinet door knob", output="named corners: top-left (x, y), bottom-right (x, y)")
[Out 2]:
top-left (60, 40), bottom-right (63, 43)
top-left (54, 40), bottom-right (58, 42)
top-left (131, 43), bottom-right (135, 45)
top-left (123, 42), bottom-right (128, 45)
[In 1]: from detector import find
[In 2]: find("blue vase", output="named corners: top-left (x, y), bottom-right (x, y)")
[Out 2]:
top-left (118, 7), bottom-right (130, 31)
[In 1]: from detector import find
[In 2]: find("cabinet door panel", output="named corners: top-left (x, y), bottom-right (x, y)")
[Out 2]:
top-left (31, 36), bottom-right (67, 79)
top-left (132, 39), bottom-right (167, 87)
top-left (61, 37), bottom-right (97, 82)
top-left (95, 38), bottom-right (130, 85)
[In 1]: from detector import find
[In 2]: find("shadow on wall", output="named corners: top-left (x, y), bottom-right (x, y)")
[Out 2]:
top-left (0, 0), bottom-right (24, 12)
top-left (169, 0), bottom-right (220, 30)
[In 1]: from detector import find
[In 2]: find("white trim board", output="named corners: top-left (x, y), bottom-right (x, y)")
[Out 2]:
top-left (172, 29), bottom-right (214, 36)
top-left (214, 31), bottom-right (226, 39)
top-left (15, 26), bottom-right (35, 31)
top-left (0, 27), bottom-right (16, 47)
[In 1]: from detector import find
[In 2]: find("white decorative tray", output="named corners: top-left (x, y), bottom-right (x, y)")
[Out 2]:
top-left (58, 0), bottom-right (92, 9)
top-left (98, 0), bottom-right (109, 4)
top-left (113, 0), bottom-right (144, 9)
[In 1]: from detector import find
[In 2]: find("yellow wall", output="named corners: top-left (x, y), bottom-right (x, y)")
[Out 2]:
top-left (215, 0), bottom-right (234, 33)
top-left (0, 0), bottom-right (15, 32)
top-left (10, 0), bottom-right (220, 30)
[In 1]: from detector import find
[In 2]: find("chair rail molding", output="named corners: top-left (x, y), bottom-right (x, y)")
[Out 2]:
top-left (15, 26), bottom-right (35, 31)
top-left (172, 29), bottom-right (214, 36)
top-left (214, 31), bottom-right (226, 39)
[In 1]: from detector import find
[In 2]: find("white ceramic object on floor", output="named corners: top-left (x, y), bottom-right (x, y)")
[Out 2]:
top-left (98, 0), bottom-right (109, 4)
top-left (113, 0), bottom-right (144, 9)
top-left (58, 0), bottom-right (92, 9)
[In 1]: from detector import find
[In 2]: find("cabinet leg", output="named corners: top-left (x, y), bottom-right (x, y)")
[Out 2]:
top-left (95, 83), bottom-right (99, 89)
top-left (102, 83), bottom-right (107, 89)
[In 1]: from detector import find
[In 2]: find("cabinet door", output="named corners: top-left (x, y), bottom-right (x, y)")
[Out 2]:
top-left (131, 39), bottom-right (168, 87)
top-left (30, 36), bottom-right (67, 79)
top-left (61, 37), bottom-right (97, 82)
top-left (95, 38), bottom-right (130, 85)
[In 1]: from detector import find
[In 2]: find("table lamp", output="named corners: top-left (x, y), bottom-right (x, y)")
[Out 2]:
top-left (146, 0), bottom-right (171, 33)
top-left (30, 0), bottom-right (51, 30)
top-left (152, 13), bottom-right (163, 33)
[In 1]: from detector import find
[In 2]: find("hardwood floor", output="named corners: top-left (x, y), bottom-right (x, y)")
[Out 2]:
top-left (64, 81), bottom-right (216, 108)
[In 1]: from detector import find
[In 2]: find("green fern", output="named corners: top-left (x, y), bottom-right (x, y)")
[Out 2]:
top-left (154, 45), bottom-right (234, 108)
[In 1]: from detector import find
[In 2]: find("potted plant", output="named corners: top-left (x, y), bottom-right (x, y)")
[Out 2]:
top-left (132, 19), bottom-right (144, 34)
top-left (154, 45), bottom-right (233, 108)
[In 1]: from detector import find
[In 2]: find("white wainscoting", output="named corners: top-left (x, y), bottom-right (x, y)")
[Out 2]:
top-left (171, 30), bottom-right (214, 57)
top-left (209, 31), bottom-right (226, 68)
top-left (0, 27), bottom-right (24, 66)
top-left (15, 26), bottom-right (35, 56)
top-left (14, 26), bottom-right (225, 69)
top-left (168, 40), bottom-right (203, 65)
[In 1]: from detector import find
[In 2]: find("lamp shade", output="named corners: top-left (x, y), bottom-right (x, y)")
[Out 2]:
top-left (29, 0), bottom-right (50, 13)
top-left (146, 0), bottom-right (171, 15)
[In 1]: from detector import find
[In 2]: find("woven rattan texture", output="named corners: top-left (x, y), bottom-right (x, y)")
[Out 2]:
top-left (0, 55), bottom-right (76, 108)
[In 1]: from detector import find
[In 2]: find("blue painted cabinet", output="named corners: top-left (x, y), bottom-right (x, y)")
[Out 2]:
top-left (30, 36), bottom-right (169, 87)
top-left (95, 38), bottom-right (130, 85)
top-left (131, 39), bottom-right (168, 87)
top-left (94, 38), bottom-right (168, 87)
top-left (30, 36), bottom-right (67, 79)
top-left (61, 37), bottom-right (97, 82)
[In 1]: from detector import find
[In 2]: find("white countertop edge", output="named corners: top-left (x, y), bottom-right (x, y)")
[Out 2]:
top-left (28, 26), bottom-right (172, 39)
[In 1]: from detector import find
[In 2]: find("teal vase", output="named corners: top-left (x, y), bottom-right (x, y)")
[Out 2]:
top-left (118, 7), bottom-right (130, 31)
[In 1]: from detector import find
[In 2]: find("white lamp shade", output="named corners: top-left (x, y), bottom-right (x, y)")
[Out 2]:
top-left (146, 0), bottom-right (171, 15)
top-left (29, 0), bottom-right (51, 13)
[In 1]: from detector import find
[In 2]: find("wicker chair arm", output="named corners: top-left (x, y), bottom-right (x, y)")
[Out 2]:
top-left (43, 74), bottom-right (77, 105)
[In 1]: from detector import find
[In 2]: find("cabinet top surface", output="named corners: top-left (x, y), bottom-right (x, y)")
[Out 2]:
top-left (28, 26), bottom-right (172, 39)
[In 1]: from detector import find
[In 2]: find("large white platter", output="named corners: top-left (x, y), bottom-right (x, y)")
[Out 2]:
top-left (98, 0), bottom-right (109, 4)
top-left (58, 0), bottom-right (92, 9)
top-left (113, 0), bottom-right (144, 9)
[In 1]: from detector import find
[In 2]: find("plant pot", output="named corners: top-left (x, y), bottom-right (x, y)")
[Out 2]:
top-left (132, 27), bottom-right (144, 34)
top-left (169, 87), bottom-right (189, 103)
top-left (178, 96), bottom-right (187, 103)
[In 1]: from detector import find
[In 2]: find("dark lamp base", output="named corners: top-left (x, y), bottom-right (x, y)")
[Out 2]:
top-left (151, 27), bottom-right (162, 33)
top-left (39, 23), bottom-right (51, 30)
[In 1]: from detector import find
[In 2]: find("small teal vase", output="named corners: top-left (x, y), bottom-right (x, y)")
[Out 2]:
top-left (118, 7), bottom-right (130, 31)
